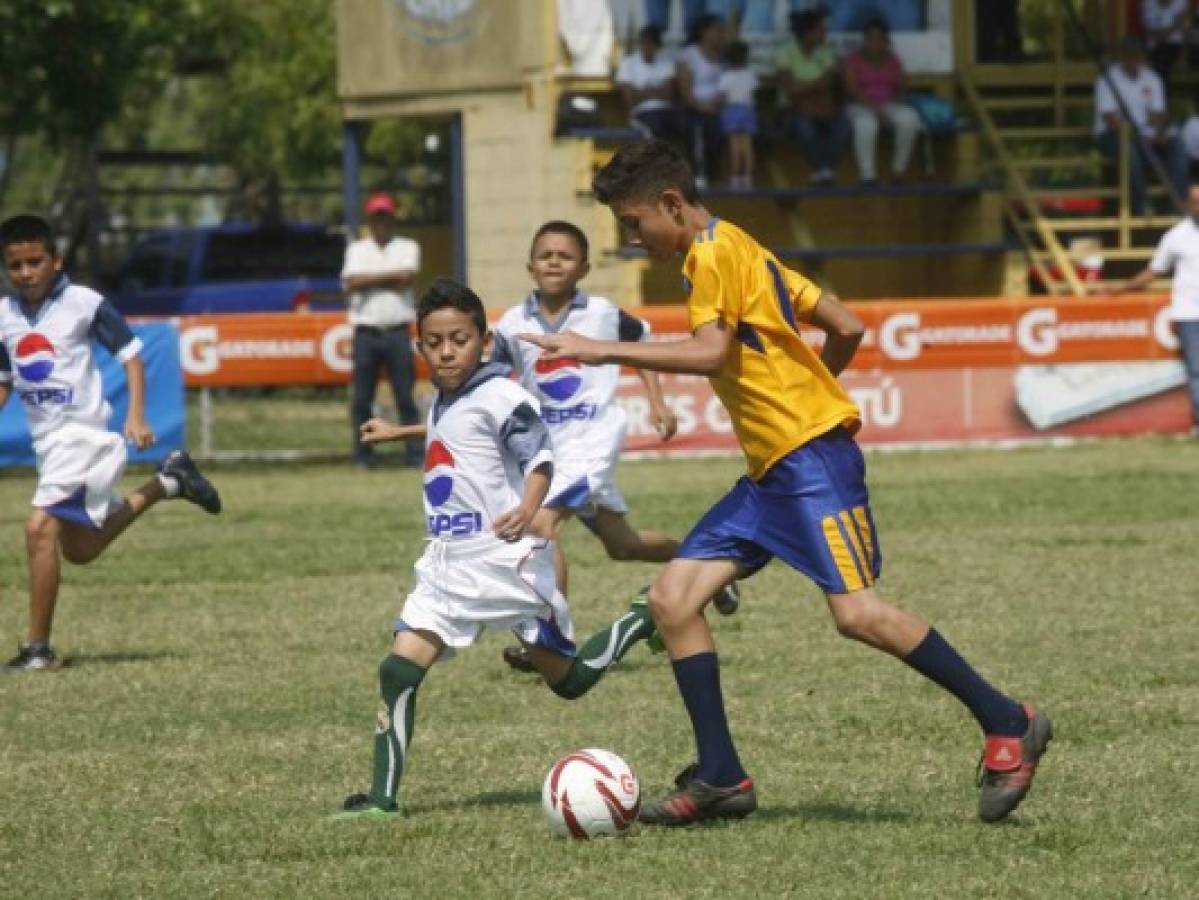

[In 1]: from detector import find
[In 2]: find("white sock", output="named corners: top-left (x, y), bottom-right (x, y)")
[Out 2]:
top-left (158, 472), bottom-right (181, 498)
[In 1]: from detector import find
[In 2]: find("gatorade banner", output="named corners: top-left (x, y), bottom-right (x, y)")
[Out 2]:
top-left (164, 295), bottom-right (1192, 447)
top-left (0, 322), bottom-right (185, 467)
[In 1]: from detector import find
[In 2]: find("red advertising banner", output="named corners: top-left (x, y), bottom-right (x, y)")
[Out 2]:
top-left (170, 295), bottom-right (1192, 446)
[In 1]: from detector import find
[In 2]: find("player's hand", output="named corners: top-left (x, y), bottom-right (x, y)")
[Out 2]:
top-left (124, 417), bottom-right (155, 450)
top-left (651, 403), bottom-right (678, 441)
top-left (360, 418), bottom-right (415, 444)
top-left (493, 505), bottom-right (533, 542)
top-left (518, 330), bottom-right (605, 365)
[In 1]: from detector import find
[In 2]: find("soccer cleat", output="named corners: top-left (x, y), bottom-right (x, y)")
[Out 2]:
top-left (501, 645), bottom-right (537, 674)
top-left (638, 763), bottom-right (757, 826)
top-left (331, 792), bottom-right (399, 820)
top-left (977, 704), bottom-right (1053, 823)
top-left (713, 581), bottom-right (740, 616)
top-left (4, 642), bottom-right (64, 673)
top-left (159, 450), bottom-right (222, 514)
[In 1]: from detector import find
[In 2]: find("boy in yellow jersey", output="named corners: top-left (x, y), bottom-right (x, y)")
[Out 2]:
top-left (520, 140), bottom-right (1052, 826)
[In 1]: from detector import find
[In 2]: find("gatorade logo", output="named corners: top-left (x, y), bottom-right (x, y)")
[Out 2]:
top-left (423, 440), bottom-right (455, 506)
top-left (534, 356), bottom-right (583, 403)
top-left (14, 333), bottom-right (56, 383)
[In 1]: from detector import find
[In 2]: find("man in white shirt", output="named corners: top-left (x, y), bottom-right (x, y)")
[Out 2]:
top-left (1108, 181), bottom-right (1199, 434)
top-left (616, 26), bottom-right (681, 141)
top-left (341, 193), bottom-right (421, 467)
top-left (1094, 36), bottom-right (1188, 216)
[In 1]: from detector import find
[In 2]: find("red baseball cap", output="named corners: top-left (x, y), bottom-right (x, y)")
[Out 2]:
top-left (364, 193), bottom-right (397, 216)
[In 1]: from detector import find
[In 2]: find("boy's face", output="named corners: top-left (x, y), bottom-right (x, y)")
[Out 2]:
top-left (528, 232), bottom-right (589, 298)
top-left (612, 192), bottom-right (691, 261)
top-left (3, 240), bottom-right (61, 304)
top-left (417, 307), bottom-right (489, 392)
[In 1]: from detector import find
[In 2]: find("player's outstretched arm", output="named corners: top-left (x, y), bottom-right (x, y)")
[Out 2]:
top-left (809, 292), bottom-right (864, 376)
top-left (518, 320), bottom-right (731, 376)
top-left (637, 369), bottom-right (678, 440)
top-left (493, 461), bottom-right (552, 542)
top-left (360, 418), bottom-right (427, 444)
top-left (0, 383), bottom-right (10, 409)
top-left (122, 356), bottom-right (156, 449)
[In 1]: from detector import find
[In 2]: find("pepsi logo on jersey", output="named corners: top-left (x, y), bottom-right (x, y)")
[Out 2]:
top-left (423, 439), bottom-right (483, 538)
top-left (534, 356), bottom-right (583, 403)
top-left (15, 332), bottom-right (56, 383)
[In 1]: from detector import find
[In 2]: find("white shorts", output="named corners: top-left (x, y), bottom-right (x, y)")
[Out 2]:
top-left (396, 534), bottom-right (576, 659)
top-left (545, 453), bottom-right (628, 520)
top-left (32, 423), bottom-right (127, 529)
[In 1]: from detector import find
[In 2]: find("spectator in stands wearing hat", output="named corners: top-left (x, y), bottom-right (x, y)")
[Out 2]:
top-left (616, 26), bottom-right (682, 141)
top-left (678, 15), bottom-right (728, 188)
top-left (1142, 0), bottom-right (1189, 96)
top-left (341, 193), bottom-right (422, 468)
top-left (844, 17), bottom-right (922, 184)
top-left (1094, 36), bottom-right (1188, 217)
top-left (777, 8), bottom-right (850, 184)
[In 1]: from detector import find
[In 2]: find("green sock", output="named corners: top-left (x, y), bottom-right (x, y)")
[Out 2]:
top-left (551, 601), bottom-right (656, 700)
top-left (369, 653), bottom-right (427, 810)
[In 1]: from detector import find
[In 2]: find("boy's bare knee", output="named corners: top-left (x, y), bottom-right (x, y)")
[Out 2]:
top-left (25, 513), bottom-right (58, 553)
top-left (603, 539), bottom-right (637, 562)
top-left (647, 581), bottom-right (688, 630)
top-left (830, 595), bottom-right (883, 643)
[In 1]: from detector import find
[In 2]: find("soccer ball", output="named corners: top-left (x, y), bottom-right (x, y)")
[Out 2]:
top-left (542, 748), bottom-right (640, 839)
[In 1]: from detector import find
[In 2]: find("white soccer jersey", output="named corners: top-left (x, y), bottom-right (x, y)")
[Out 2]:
top-left (0, 275), bottom-right (142, 450)
top-left (422, 362), bottom-right (553, 540)
top-left (492, 292), bottom-right (649, 461)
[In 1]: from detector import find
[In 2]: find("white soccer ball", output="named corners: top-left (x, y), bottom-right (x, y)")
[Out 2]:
top-left (542, 748), bottom-right (640, 839)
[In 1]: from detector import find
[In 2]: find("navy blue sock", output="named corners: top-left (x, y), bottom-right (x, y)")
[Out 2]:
top-left (671, 652), bottom-right (747, 787)
top-left (903, 629), bottom-right (1028, 736)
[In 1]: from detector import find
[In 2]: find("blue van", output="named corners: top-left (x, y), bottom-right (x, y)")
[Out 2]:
top-left (112, 223), bottom-right (347, 316)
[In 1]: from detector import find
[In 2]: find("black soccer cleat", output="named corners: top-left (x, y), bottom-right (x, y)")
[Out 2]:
top-left (713, 581), bottom-right (740, 616)
top-left (159, 450), bottom-right (222, 514)
top-left (977, 704), bottom-right (1053, 823)
top-left (331, 792), bottom-right (399, 820)
top-left (4, 642), bottom-right (64, 673)
top-left (638, 762), bottom-right (757, 826)
top-left (501, 645), bottom-right (538, 674)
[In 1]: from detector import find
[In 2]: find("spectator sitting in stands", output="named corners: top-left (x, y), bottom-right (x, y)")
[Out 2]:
top-left (719, 41), bottom-right (760, 189)
top-left (1143, 0), bottom-right (1189, 96)
top-left (1094, 36), bottom-right (1188, 217)
top-left (844, 17), bottom-right (922, 185)
top-left (1180, 100), bottom-right (1199, 178)
top-left (645, 0), bottom-right (708, 39)
top-left (616, 26), bottom-right (682, 141)
top-left (678, 15), bottom-right (728, 189)
top-left (776, 9), bottom-right (850, 184)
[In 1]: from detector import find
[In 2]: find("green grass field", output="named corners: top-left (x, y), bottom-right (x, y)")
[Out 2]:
top-left (1, 439), bottom-right (1196, 898)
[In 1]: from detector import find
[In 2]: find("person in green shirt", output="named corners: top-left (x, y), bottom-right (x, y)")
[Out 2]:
top-left (776, 9), bottom-right (849, 184)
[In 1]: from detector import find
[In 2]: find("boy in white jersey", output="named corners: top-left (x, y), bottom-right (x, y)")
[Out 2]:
top-left (492, 221), bottom-right (737, 673)
top-left (0, 215), bottom-right (221, 672)
top-left (337, 278), bottom-right (658, 818)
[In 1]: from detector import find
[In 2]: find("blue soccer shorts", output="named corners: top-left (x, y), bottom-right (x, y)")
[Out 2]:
top-left (678, 426), bottom-right (882, 594)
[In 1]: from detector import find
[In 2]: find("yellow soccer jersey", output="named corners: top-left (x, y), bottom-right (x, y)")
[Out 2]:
top-left (683, 218), bottom-right (860, 480)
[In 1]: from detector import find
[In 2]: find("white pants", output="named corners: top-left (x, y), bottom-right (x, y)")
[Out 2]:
top-left (847, 102), bottom-right (922, 180)
top-left (32, 423), bottom-right (127, 528)
top-left (396, 534), bottom-right (576, 659)
top-left (545, 451), bottom-right (628, 520)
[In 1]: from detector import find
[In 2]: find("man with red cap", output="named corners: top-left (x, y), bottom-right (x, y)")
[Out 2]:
top-left (341, 193), bottom-right (422, 467)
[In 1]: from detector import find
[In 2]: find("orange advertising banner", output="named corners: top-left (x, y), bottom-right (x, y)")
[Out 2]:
top-left (173, 294), bottom-right (1182, 388)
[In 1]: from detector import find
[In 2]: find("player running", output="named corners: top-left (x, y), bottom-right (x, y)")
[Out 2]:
top-left (520, 140), bottom-right (1053, 825)
top-left (0, 214), bottom-right (221, 672)
top-left (337, 277), bottom-right (658, 818)
top-left (493, 220), bottom-right (738, 674)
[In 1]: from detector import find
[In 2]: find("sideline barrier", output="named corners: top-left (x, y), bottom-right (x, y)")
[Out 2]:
top-left (168, 295), bottom-right (1191, 451)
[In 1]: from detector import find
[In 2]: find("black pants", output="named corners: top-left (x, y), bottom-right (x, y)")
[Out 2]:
top-left (688, 109), bottom-right (723, 183)
top-left (351, 324), bottom-right (420, 464)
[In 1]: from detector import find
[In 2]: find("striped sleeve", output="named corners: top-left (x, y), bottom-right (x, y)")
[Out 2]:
top-left (90, 299), bottom-right (142, 362)
top-left (0, 342), bottom-right (10, 382)
top-left (499, 402), bottom-right (554, 476)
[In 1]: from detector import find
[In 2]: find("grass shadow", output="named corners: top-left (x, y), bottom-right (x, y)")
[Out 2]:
top-left (407, 789), bottom-right (542, 815)
top-left (61, 650), bottom-right (186, 667)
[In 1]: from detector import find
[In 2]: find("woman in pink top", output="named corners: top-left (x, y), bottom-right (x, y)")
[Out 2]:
top-left (844, 17), bottom-right (922, 183)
